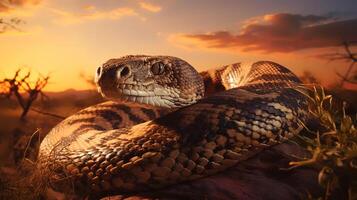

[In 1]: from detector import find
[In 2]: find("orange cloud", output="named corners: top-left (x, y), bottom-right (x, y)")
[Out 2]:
top-left (83, 5), bottom-right (96, 11)
top-left (50, 6), bottom-right (139, 25)
top-left (173, 13), bottom-right (357, 53)
top-left (7, 0), bottom-right (40, 5)
top-left (0, 0), bottom-right (41, 12)
top-left (0, 2), bottom-right (9, 12)
top-left (138, 2), bottom-right (161, 13)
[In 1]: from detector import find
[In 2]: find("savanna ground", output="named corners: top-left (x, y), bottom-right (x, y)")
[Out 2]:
top-left (0, 89), bottom-right (104, 199)
top-left (0, 89), bottom-right (103, 165)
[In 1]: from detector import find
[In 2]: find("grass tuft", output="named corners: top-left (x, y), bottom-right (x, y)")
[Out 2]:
top-left (290, 86), bottom-right (357, 200)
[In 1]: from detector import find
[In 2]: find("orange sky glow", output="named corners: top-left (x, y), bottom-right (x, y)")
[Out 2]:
top-left (0, 0), bottom-right (356, 91)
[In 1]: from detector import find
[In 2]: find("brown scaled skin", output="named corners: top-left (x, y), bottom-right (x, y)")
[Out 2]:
top-left (37, 56), bottom-right (311, 199)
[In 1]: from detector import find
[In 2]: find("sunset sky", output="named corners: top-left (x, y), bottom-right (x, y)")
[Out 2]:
top-left (0, 0), bottom-right (356, 91)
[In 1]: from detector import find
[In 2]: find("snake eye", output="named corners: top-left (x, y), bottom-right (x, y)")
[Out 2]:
top-left (151, 62), bottom-right (165, 75)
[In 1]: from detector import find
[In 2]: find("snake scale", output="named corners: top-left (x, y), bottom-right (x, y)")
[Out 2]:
top-left (37, 55), bottom-right (309, 197)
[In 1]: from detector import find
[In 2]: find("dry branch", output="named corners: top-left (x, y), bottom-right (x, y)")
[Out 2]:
top-left (31, 107), bottom-right (65, 119)
top-left (329, 41), bottom-right (357, 87)
top-left (336, 71), bottom-right (357, 85)
top-left (0, 18), bottom-right (24, 33)
top-left (0, 69), bottom-right (51, 120)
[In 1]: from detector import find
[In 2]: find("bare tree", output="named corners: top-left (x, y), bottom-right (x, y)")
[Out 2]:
top-left (337, 41), bottom-right (357, 87)
top-left (0, 17), bottom-right (24, 33)
top-left (0, 69), bottom-right (50, 120)
top-left (321, 41), bottom-right (357, 87)
top-left (79, 71), bottom-right (96, 89)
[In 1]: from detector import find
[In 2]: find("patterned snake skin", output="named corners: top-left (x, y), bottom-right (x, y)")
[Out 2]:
top-left (37, 55), bottom-right (309, 197)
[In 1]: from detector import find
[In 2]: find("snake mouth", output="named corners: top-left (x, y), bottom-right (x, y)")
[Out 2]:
top-left (117, 83), bottom-right (171, 96)
top-left (119, 95), bottom-right (170, 107)
top-left (118, 84), bottom-right (176, 107)
top-left (98, 83), bottom-right (177, 107)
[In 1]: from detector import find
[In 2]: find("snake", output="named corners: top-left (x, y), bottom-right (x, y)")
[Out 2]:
top-left (37, 55), bottom-right (309, 197)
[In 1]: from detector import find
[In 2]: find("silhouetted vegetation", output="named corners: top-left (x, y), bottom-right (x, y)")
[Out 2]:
top-left (0, 69), bottom-right (50, 120)
top-left (319, 41), bottom-right (357, 87)
top-left (79, 71), bottom-right (96, 89)
top-left (291, 86), bottom-right (357, 200)
top-left (0, 18), bottom-right (24, 33)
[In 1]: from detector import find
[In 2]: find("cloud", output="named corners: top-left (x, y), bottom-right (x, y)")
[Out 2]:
top-left (83, 5), bottom-right (96, 11)
top-left (0, 0), bottom-right (41, 12)
top-left (138, 2), bottom-right (161, 13)
top-left (0, 2), bottom-right (9, 12)
top-left (6, 0), bottom-right (41, 6)
top-left (50, 6), bottom-right (139, 25)
top-left (172, 13), bottom-right (357, 53)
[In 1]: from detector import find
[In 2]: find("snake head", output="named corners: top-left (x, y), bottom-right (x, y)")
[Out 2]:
top-left (95, 55), bottom-right (204, 108)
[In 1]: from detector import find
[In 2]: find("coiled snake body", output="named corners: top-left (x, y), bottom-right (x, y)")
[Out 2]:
top-left (38, 55), bottom-right (309, 196)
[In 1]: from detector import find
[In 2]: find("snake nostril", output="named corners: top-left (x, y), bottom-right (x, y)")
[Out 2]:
top-left (119, 66), bottom-right (130, 78)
